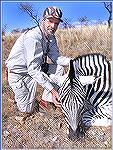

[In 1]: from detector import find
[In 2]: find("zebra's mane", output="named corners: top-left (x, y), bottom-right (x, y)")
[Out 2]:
top-left (68, 59), bottom-right (75, 87)
top-left (73, 53), bottom-right (108, 62)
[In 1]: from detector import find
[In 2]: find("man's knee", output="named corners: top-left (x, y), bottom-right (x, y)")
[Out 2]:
top-left (10, 76), bottom-right (37, 113)
top-left (16, 100), bottom-right (35, 113)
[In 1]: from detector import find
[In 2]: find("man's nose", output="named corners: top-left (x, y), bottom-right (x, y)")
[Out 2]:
top-left (51, 23), bottom-right (55, 28)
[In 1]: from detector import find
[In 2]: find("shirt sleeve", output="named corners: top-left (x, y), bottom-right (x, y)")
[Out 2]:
top-left (56, 56), bottom-right (71, 66)
top-left (24, 36), bottom-right (54, 91)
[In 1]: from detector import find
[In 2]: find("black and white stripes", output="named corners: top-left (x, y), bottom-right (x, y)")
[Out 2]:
top-left (59, 53), bottom-right (112, 138)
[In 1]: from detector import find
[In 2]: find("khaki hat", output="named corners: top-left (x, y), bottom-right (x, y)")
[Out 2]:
top-left (43, 6), bottom-right (63, 22)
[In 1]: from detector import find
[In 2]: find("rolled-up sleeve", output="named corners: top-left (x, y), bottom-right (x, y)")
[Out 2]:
top-left (24, 36), bottom-right (54, 91)
top-left (57, 56), bottom-right (71, 66)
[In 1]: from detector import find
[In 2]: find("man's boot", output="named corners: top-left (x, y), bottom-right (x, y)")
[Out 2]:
top-left (38, 99), bottom-right (50, 113)
top-left (15, 112), bottom-right (32, 122)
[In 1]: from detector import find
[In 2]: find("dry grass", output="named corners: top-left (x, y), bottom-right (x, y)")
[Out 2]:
top-left (56, 25), bottom-right (112, 60)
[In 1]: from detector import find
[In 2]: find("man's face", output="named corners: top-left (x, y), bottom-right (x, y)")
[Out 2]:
top-left (42, 17), bottom-right (60, 36)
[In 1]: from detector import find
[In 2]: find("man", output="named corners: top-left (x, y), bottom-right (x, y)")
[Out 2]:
top-left (5, 6), bottom-right (70, 120)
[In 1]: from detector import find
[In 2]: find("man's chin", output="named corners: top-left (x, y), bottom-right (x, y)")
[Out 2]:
top-left (48, 31), bottom-right (55, 35)
top-left (47, 29), bottom-right (55, 35)
top-left (44, 30), bottom-right (55, 37)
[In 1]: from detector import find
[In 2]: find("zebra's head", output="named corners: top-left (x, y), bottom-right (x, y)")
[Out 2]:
top-left (59, 76), bottom-right (86, 139)
top-left (59, 60), bottom-right (86, 139)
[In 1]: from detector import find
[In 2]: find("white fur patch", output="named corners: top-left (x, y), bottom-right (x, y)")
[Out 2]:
top-left (91, 117), bottom-right (112, 127)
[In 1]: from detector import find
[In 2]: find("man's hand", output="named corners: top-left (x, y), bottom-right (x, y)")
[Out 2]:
top-left (51, 89), bottom-right (61, 107)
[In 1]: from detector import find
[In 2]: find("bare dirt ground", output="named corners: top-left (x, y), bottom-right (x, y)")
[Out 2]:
top-left (2, 74), bottom-right (112, 149)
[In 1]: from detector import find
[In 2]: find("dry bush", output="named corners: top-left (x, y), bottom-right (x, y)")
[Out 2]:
top-left (2, 34), bottom-right (20, 70)
top-left (2, 24), bottom-right (112, 91)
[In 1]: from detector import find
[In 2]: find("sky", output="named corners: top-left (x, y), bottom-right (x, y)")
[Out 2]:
top-left (1, 1), bottom-right (110, 34)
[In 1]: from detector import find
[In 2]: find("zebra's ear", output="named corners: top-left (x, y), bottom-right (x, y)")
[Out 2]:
top-left (68, 59), bottom-right (75, 80)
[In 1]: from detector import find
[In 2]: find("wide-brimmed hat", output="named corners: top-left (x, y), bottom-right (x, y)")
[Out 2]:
top-left (43, 6), bottom-right (63, 22)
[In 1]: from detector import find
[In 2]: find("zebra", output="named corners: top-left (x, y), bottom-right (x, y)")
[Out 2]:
top-left (59, 53), bottom-right (112, 140)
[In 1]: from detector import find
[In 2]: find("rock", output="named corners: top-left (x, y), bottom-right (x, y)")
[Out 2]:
top-left (88, 130), bottom-right (96, 136)
top-left (67, 129), bottom-right (69, 134)
top-left (52, 136), bottom-right (61, 148)
top-left (52, 136), bottom-right (58, 142)
top-left (58, 122), bottom-right (62, 129)
top-left (43, 138), bottom-right (49, 144)
top-left (15, 116), bottom-right (25, 123)
top-left (3, 130), bottom-right (11, 137)
top-left (39, 112), bottom-right (45, 117)
top-left (104, 141), bottom-right (108, 146)
top-left (95, 132), bottom-right (106, 142)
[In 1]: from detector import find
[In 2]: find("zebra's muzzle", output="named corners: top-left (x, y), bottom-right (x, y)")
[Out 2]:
top-left (67, 125), bottom-right (86, 140)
